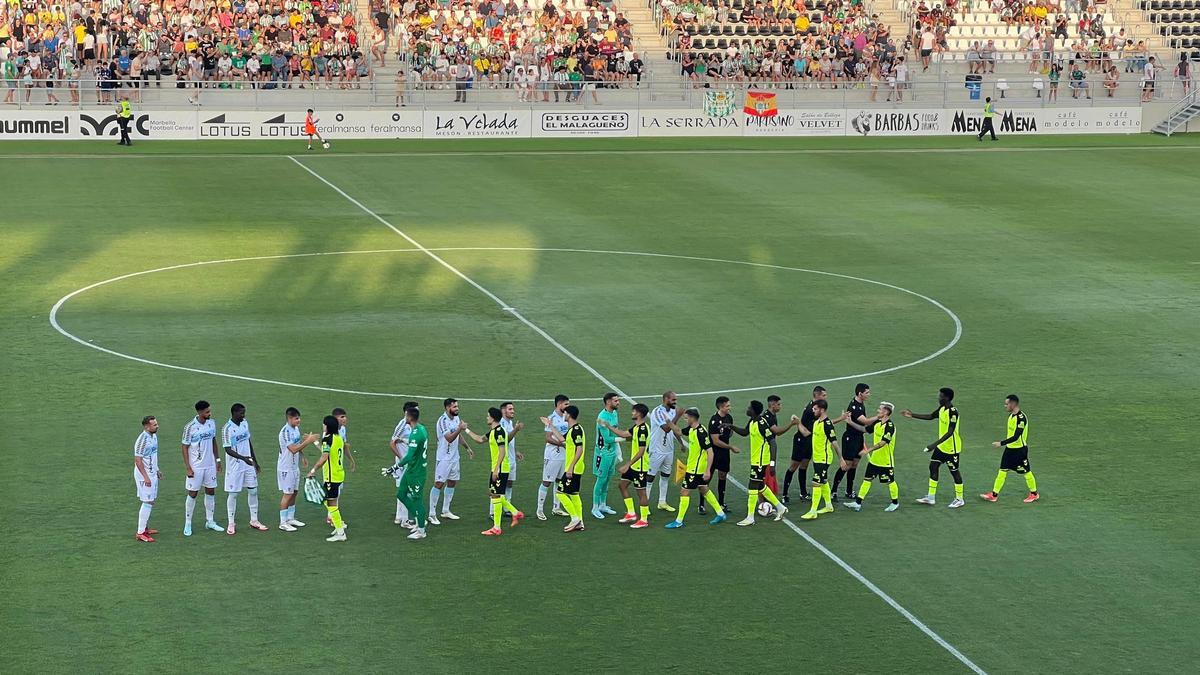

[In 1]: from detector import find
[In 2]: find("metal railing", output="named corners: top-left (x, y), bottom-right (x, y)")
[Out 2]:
top-left (0, 75), bottom-right (1173, 109)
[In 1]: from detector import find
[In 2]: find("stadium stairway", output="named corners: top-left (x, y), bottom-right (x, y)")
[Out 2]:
top-left (614, 0), bottom-right (689, 90)
top-left (1151, 89), bottom-right (1200, 132)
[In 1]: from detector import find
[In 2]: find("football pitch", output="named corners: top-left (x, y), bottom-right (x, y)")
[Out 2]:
top-left (4, 134), bottom-right (1199, 673)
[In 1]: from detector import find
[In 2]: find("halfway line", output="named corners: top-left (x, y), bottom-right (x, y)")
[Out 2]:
top-left (289, 157), bottom-right (988, 674)
top-left (286, 156), bottom-right (629, 401)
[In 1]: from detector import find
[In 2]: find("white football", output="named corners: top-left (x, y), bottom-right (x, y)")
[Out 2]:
top-left (757, 501), bottom-right (774, 517)
top-left (322, 142), bottom-right (331, 149)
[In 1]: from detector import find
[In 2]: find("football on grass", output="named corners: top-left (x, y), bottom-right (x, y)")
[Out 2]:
top-left (322, 142), bottom-right (331, 149)
top-left (757, 502), bottom-right (774, 517)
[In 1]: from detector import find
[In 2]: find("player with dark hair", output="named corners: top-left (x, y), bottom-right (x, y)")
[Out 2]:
top-left (733, 399), bottom-right (788, 526)
top-left (613, 403), bottom-right (652, 528)
top-left (832, 383), bottom-right (879, 502)
top-left (904, 387), bottom-right (966, 508)
top-left (277, 407), bottom-right (317, 531)
top-left (706, 396), bottom-right (740, 513)
top-left (465, 407), bottom-right (524, 536)
top-left (552, 405), bottom-right (587, 532)
top-left (981, 395), bottom-right (1039, 503)
top-left (304, 108), bottom-right (328, 150)
top-left (665, 408), bottom-right (726, 529)
top-left (392, 405), bottom-right (431, 540)
top-left (308, 415), bottom-right (349, 542)
top-left (783, 386), bottom-right (826, 503)
top-left (182, 399), bottom-right (222, 537)
top-left (223, 402), bottom-right (266, 535)
top-left (389, 401), bottom-right (420, 526)
top-left (801, 399), bottom-right (843, 520)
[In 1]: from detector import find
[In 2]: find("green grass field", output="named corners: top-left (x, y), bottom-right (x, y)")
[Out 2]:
top-left (4, 135), bottom-right (1200, 673)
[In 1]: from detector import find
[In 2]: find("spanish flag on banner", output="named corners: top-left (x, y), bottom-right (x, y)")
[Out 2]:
top-left (744, 90), bottom-right (778, 117)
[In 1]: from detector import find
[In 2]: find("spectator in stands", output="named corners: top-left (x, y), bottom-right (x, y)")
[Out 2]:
top-left (1068, 59), bottom-right (1090, 99)
top-left (919, 25), bottom-right (935, 71)
top-left (1102, 65), bottom-right (1119, 97)
top-left (1046, 61), bottom-right (1060, 102)
top-left (980, 39), bottom-right (996, 73)
top-left (1175, 54), bottom-right (1192, 97)
top-left (1141, 55), bottom-right (1159, 102)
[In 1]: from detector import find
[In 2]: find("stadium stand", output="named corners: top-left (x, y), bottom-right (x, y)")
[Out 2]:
top-left (371, 0), bottom-right (645, 90)
top-left (653, 0), bottom-right (906, 85)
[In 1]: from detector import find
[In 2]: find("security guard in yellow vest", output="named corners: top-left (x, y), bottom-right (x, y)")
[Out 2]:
top-left (977, 96), bottom-right (997, 142)
top-left (117, 95), bottom-right (133, 146)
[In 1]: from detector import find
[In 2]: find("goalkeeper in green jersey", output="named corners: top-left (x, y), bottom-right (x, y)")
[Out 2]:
top-left (392, 406), bottom-right (430, 541)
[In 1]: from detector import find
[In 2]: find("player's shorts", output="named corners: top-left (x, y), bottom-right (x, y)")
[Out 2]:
top-left (648, 450), bottom-right (673, 477)
top-left (863, 463), bottom-right (895, 484)
top-left (489, 471), bottom-right (509, 496)
top-left (556, 472), bottom-right (582, 495)
top-left (841, 435), bottom-right (865, 462)
top-left (748, 464), bottom-right (767, 486)
top-left (811, 462), bottom-right (830, 485)
top-left (134, 472), bottom-right (159, 502)
top-left (621, 468), bottom-right (649, 489)
top-left (434, 458), bottom-right (461, 483)
top-left (185, 465), bottom-right (218, 492)
top-left (1000, 447), bottom-right (1031, 473)
top-left (304, 124), bottom-right (317, 135)
top-left (277, 469), bottom-right (299, 494)
top-left (712, 446), bottom-right (730, 473)
top-left (542, 456), bottom-right (565, 483)
top-left (224, 462), bottom-right (258, 492)
top-left (682, 472), bottom-right (710, 490)
top-left (930, 450), bottom-right (961, 471)
top-left (323, 481), bottom-right (342, 499)
top-left (398, 475), bottom-right (425, 500)
top-left (391, 464), bottom-right (407, 487)
top-left (791, 435), bottom-right (812, 462)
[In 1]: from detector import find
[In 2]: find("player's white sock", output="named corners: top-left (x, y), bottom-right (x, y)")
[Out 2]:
top-left (227, 493), bottom-right (237, 523)
top-left (657, 477), bottom-right (670, 505)
top-left (396, 499), bottom-right (408, 521)
top-left (279, 508), bottom-right (288, 525)
top-left (137, 503), bottom-right (152, 533)
top-left (204, 494), bottom-right (215, 522)
top-left (429, 486), bottom-right (441, 515)
top-left (505, 486), bottom-right (513, 503)
top-left (248, 488), bottom-right (260, 520)
top-left (185, 495), bottom-right (196, 525)
top-left (443, 487), bottom-right (455, 512)
top-left (537, 484), bottom-right (549, 511)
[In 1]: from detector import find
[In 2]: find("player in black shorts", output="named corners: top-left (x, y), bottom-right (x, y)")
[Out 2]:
top-left (706, 396), bottom-right (741, 514)
top-left (783, 386), bottom-right (826, 503)
top-left (831, 383), bottom-right (879, 501)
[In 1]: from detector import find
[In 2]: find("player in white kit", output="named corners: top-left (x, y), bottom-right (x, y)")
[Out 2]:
top-left (182, 400), bottom-right (223, 536)
top-left (489, 401), bottom-right (525, 518)
top-left (537, 394), bottom-right (571, 520)
top-left (390, 401), bottom-right (419, 526)
top-left (134, 415), bottom-right (161, 542)
top-left (648, 391), bottom-right (685, 512)
top-left (223, 403), bottom-right (267, 534)
top-left (429, 398), bottom-right (474, 525)
top-left (277, 406), bottom-right (317, 531)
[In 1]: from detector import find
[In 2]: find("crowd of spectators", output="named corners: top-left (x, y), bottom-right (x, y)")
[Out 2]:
top-left (369, 0), bottom-right (646, 99)
top-left (1, 0), bottom-right (367, 105)
top-left (657, 0), bottom-right (913, 93)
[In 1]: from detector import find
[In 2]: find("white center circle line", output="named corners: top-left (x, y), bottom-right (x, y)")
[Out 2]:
top-left (48, 247), bottom-right (961, 402)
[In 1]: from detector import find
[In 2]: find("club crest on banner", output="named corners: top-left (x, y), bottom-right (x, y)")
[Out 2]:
top-left (703, 90), bottom-right (737, 118)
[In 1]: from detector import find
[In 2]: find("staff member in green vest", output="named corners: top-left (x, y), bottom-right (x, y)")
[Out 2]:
top-left (116, 94), bottom-right (133, 146)
top-left (977, 96), bottom-right (997, 142)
